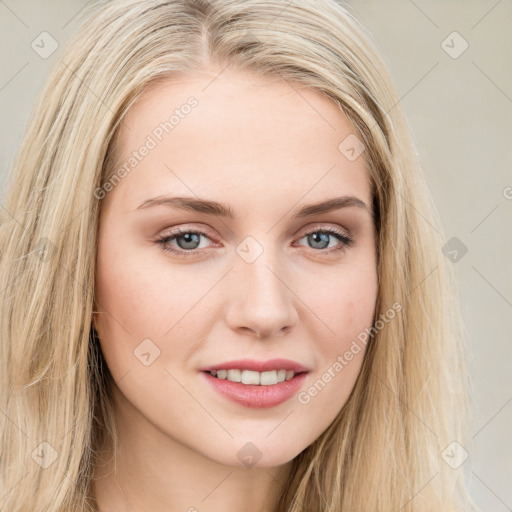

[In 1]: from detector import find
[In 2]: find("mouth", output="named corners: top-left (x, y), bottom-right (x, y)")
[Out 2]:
top-left (200, 368), bottom-right (309, 408)
top-left (199, 358), bottom-right (311, 408)
top-left (203, 368), bottom-right (307, 386)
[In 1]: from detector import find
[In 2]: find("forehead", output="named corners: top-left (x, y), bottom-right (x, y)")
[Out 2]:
top-left (106, 68), bottom-right (372, 215)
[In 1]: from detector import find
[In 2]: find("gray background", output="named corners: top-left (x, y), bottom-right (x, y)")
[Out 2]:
top-left (1, 1), bottom-right (511, 510)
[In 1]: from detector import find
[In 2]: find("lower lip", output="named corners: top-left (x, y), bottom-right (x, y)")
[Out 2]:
top-left (200, 371), bottom-right (308, 408)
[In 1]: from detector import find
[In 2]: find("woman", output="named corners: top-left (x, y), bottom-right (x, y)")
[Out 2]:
top-left (0, 0), bottom-right (478, 510)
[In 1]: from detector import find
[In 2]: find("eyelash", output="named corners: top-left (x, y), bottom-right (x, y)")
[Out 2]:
top-left (155, 225), bottom-right (354, 258)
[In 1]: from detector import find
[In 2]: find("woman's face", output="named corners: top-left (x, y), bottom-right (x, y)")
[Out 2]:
top-left (94, 67), bottom-right (378, 467)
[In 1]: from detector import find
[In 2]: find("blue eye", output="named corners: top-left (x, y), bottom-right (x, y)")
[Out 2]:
top-left (296, 229), bottom-right (353, 252)
top-left (156, 229), bottom-right (211, 257)
top-left (155, 226), bottom-right (353, 258)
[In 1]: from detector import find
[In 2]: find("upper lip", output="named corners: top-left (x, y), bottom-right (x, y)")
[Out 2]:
top-left (199, 358), bottom-right (310, 373)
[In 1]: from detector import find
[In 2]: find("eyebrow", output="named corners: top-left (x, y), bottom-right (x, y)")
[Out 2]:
top-left (136, 195), bottom-right (371, 218)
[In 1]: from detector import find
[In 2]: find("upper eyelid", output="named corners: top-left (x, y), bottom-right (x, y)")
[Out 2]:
top-left (159, 222), bottom-right (351, 244)
top-left (161, 222), bottom-right (350, 235)
top-left (296, 222), bottom-right (350, 236)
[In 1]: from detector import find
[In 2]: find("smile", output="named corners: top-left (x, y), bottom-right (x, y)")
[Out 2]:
top-left (208, 368), bottom-right (297, 385)
top-left (201, 370), bottom-right (309, 408)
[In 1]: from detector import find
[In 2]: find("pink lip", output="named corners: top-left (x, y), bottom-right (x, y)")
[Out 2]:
top-left (200, 371), bottom-right (308, 408)
top-left (199, 358), bottom-right (310, 373)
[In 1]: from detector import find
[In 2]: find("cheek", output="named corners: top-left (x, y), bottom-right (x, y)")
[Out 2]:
top-left (95, 218), bottom-right (181, 334)
top-left (93, 233), bottom-right (170, 375)
top-left (93, 234), bottom-right (213, 381)
top-left (304, 260), bottom-right (378, 345)
top-left (293, 261), bottom-right (377, 416)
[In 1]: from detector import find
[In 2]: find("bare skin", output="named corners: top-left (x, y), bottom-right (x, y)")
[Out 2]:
top-left (91, 65), bottom-right (378, 512)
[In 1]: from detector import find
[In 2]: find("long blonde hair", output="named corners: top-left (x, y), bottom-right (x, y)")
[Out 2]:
top-left (0, 0), bottom-right (478, 510)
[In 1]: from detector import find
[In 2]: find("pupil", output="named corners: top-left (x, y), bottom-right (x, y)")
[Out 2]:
top-left (309, 232), bottom-right (329, 249)
top-left (178, 233), bottom-right (200, 250)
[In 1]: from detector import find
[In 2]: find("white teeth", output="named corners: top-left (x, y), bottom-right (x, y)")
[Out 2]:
top-left (209, 369), bottom-right (297, 385)
top-left (260, 370), bottom-right (278, 385)
top-left (226, 369), bottom-right (242, 382)
top-left (241, 370), bottom-right (260, 385)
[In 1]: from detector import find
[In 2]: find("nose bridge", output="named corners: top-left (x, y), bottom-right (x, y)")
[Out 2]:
top-left (226, 236), bottom-right (298, 337)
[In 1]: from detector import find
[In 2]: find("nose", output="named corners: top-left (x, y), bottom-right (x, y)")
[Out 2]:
top-left (224, 250), bottom-right (298, 339)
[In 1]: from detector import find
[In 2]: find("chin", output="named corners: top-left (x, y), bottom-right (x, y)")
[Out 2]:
top-left (204, 438), bottom-right (305, 469)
